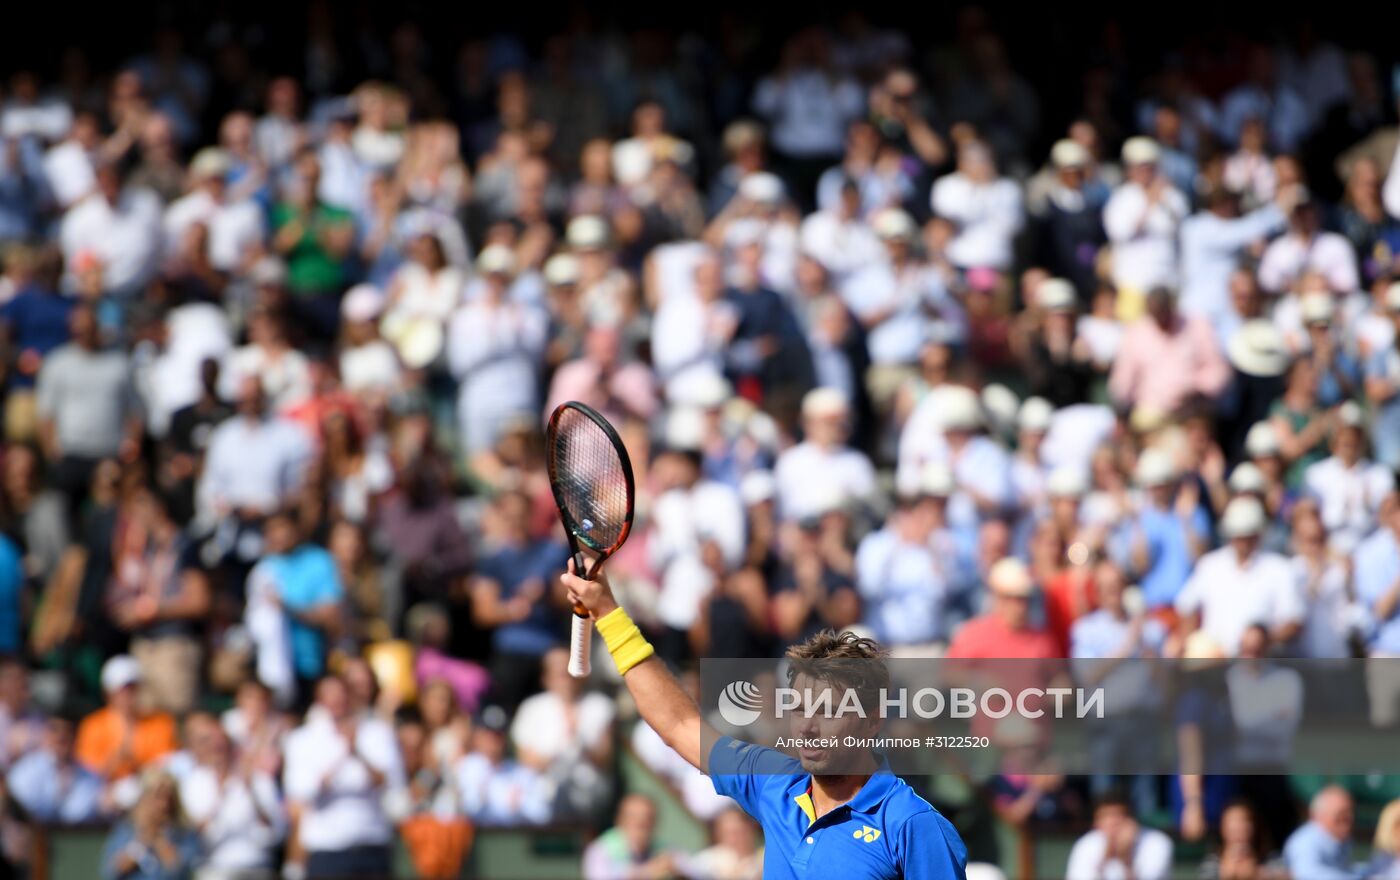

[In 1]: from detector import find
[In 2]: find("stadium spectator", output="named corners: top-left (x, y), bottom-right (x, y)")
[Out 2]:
top-left (100, 772), bottom-right (200, 880)
top-left (1283, 785), bottom-right (1364, 880)
top-left (1103, 139), bottom-right (1189, 320)
top-left (1197, 799), bottom-right (1288, 880)
top-left (1065, 790), bottom-right (1173, 880)
top-left (283, 675), bottom-right (404, 878)
top-left (581, 793), bottom-right (675, 880)
top-left (76, 656), bottom-right (179, 806)
top-left (178, 720), bottom-right (287, 877)
top-left (1370, 798), bottom-right (1400, 879)
top-left (7, 715), bottom-right (104, 824)
top-left (1108, 286), bottom-right (1230, 416)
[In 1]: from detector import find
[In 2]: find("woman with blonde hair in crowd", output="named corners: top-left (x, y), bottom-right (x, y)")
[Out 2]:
top-left (1369, 799), bottom-right (1400, 879)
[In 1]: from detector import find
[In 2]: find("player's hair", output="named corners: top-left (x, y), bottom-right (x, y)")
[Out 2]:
top-left (784, 630), bottom-right (890, 715)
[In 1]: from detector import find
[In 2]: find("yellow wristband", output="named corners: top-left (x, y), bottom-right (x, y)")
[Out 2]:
top-left (596, 607), bottom-right (655, 675)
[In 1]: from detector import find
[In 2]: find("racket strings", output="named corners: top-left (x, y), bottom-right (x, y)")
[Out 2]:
top-left (551, 408), bottom-right (630, 551)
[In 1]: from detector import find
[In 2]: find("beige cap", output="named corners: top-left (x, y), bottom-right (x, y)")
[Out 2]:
top-left (801, 387), bottom-right (849, 419)
top-left (738, 172), bottom-right (784, 204)
top-left (1046, 466), bottom-right (1089, 498)
top-left (1386, 282), bottom-right (1400, 312)
top-left (543, 253), bottom-right (581, 286)
top-left (981, 384), bottom-right (1020, 434)
top-left (1017, 396), bottom-right (1054, 433)
top-left (1050, 139), bottom-right (1090, 169)
top-left (476, 244), bottom-right (517, 276)
top-left (1227, 462), bottom-right (1267, 495)
top-left (1337, 400), bottom-right (1366, 428)
top-left (1220, 496), bottom-right (1267, 538)
top-left (1245, 421), bottom-right (1282, 458)
top-left (873, 208), bottom-right (917, 241)
top-left (988, 558), bottom-right (1035, 598)
top-left (1122, 136), bottom-right (1162, 166)
top-left (1037, 278), bottom-right (1077, 312)
top-left (739, 470), bottom-right (777, 506)
top-left (1300, 292), bottom-right (1336, 324)
top-left (1134, 447), bottom-right (1178, 487)
top-left (937, 386), bottom-right (983, 431)
top-left (566, 215), bottom-right (611, 250)
top-left (341, 284), bottom-right (384, 322)
top-left (190, 147), bottom-right (231, 180)
top-left (919, 462), bottom-right (955, 498)
top-left (664, 407), bottom-right (707, 452)
top-left (681, 373), bottom-right (733, 410)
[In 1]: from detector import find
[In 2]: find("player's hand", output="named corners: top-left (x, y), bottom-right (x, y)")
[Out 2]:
top-left (561, 558), bottom-right (619, 620)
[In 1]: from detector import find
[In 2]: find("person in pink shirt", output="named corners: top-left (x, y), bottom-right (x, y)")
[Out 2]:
top-left (543, 323), bottom-right (658, 425)
top-left (1108, 286), bottom-right (1231, 416)
top-left (947, 558), bottom-right (1060, 660)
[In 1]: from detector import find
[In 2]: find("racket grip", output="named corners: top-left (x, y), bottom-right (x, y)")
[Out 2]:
top-left (568, 611), bottom-right (592, 678)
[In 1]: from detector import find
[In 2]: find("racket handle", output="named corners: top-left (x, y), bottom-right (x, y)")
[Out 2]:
top-left (568, 611), bottom-right (592, 678)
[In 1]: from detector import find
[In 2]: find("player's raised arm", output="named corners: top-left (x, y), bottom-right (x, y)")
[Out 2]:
top-left (562, 561), bottom-right (712, 772)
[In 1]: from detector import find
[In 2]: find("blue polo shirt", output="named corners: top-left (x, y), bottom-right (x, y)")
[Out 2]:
top-left (708, 737), bottom-right (967, 879)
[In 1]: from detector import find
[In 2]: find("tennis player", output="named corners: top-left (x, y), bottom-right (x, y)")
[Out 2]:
top-left (562, 562), bottom-right (968, 880)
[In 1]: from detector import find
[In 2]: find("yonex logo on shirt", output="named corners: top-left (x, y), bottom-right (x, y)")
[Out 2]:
top-left (853, 826), bottom-right (881, 843)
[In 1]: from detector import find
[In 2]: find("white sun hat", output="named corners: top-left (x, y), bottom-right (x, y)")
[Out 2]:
top-left (1134, 447), bottom-right (1178, 487)
top-left (1220, 496), bottom-right (1267, 538)
top-left (1227, 320), bottom-right (1291, 378)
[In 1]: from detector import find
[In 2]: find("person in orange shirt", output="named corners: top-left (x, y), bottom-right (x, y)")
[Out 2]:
top-left (75, 655), bottom-right (178, 786)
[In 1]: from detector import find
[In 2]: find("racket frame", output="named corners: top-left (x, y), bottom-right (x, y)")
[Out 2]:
top-left (545, 401), bottom-right (637, 677)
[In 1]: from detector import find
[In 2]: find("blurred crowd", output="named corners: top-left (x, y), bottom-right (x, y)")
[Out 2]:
top-left (1, 4), bottom-right (1400, 879)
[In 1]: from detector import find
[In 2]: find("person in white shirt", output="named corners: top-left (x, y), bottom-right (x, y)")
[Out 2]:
top-left (179, 722), bottom-right (286, 879)
top-left (1102, 137), bottom-right (1188, 320)
top-left (648, 409), bottom-right (746, 635)
top-left (798, 177), bottom-right (883, 285)
top-left (1010, 397), bottom-right (1054, 516)
top-left (650, 251), bottom-right (733, 400)
top-left (899, 384), bottom-right (1013, 529)
top-left (751, 29), bottom-right (863, 204)
top-left (1175, 496), bottom-right (1304, 656)
top-left (42, 111), bottom-right (101, 210)
top-left (59, 162), bottom-right (161, 298)
top-left (510, 648), bottom-right (616, 820)
top-left (929, 140), bottom-right (1023, 271)
top-left (446, 245), bottom-right (547, 453)
top-left (841, 208), bottom-right (963, 411)
top-left (774, 388), bottom-right (876, 523)
top-left (337, 285), bottom-right (402, 397)
top-left (218, 307), bottom-right (312, 412)
top-left (161, 148), bottom-right (265, 273)
top-left (1302, 402), bottom-right (1396, 555)
top-left (1257, 191), bottom-right (1360, 295)
top-left (382, 232), bottom-right (468, 340)
top-left (1065, 791), bottom-right (1174, 880)
top-left (283, 675), bottom-right (405, 878)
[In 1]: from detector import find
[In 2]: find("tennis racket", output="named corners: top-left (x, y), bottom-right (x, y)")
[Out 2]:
top-left (545, 402), bottom-right (637, 678)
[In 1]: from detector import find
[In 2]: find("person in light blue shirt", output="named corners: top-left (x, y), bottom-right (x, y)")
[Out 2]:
top-left (1113, 457), bottom-right (1210, 610)
top-left (1178, 188), bottom-right (1286, 328)
top-left (249, 510), bottom-right (344, 689)
top-left (1353, 497), bottom-right (1400, 655)
top-left (1283, 785), bottom-right (1365, 880)
top-left (855, 488), bottom-right (950, 650)
top-left (0, 533), bottom-right (22, 656)
top-left (8, 716), bottom-right (105, 824)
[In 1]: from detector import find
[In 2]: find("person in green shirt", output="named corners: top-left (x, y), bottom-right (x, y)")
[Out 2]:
top-left (272, 151), bottom-right (355, 338)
